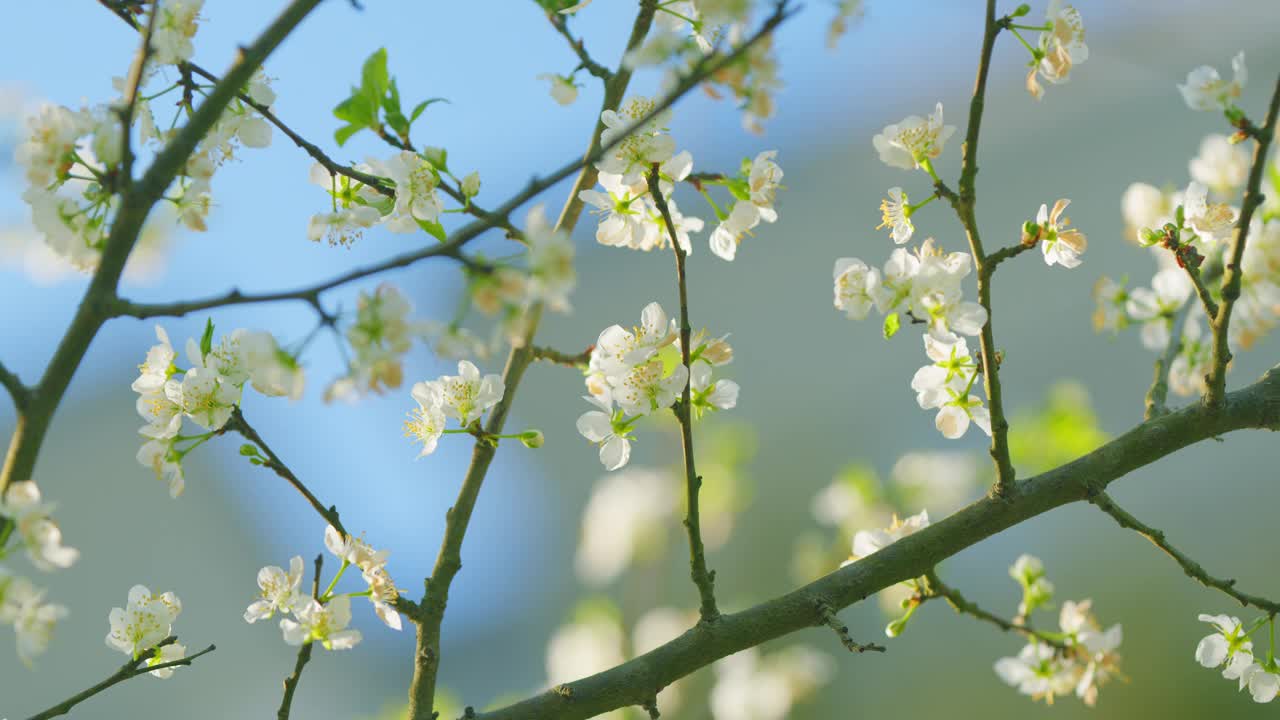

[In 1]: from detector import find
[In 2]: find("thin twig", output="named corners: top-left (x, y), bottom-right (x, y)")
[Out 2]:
top-left (922, 571), bottom-right (1066, 649)
top-left (1185, 263), bottom-right (1221, 319)
top-left (648, 163), bottom-right (719, 621)
top-left (817, 601), bottom-right (886, 654)
top-left (278, 554), bottom-right (323, 720)
top-left (1207, 72), bottom-right (1280, 407)
top-left (226, 408), bottom-right (345, 535)
top-left (0, 359), bottom-right (29, 411)
top-left (24, 637), bottom-right (215, 720)
top-left (547, 9), bottom-right (612, 81)
top-left (529, 344), bottom-right (593, 367)
top-left (1144, 298), bottom-right (1194, 420)
top-left (984, 240), bottom-right (1036, 272)
top-left (1089, 491), bottom-right (1280, 614)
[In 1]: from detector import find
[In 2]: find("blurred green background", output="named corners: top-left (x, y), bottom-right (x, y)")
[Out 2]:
top-left (2, 1), bottom-right (1279, 718)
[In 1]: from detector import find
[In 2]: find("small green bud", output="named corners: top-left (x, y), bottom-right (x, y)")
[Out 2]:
top-left (1012, 3), bottom-right (1032, 17)
top-left (520, 430), bottom-right (545, 449)
top-left (239, 444), bottom-right (259, 457)
top-left (1139, 227), bottom-right (1164, 247)
top-left (885, 616), bottom-right (909, 638)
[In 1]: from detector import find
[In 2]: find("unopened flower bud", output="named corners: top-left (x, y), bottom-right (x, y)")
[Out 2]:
top-left (520, 430), bottom-right (545, 449)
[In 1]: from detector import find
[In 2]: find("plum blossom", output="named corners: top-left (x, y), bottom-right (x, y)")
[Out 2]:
top-left (537, 73), bottom-right (579, 105)
top-left (577, 389), bottom-right (634, 471)
top-left (877, 187), bottom-right (914, 244)
top-left (872, 103), bottom-right (955, 171)
top-left (1027, 2), bottom-right (1088, 99)
top-left (1179, 51), bottom-right (1246, 112)
top-left (833, 257), bottom-right (881, 320)
top-left (851, 509), bottom-right (930, 559)
top-left (281, 596), bottom-right (362, 650)
top-left (244, 556), bottom-right (305, 624)
top-left (0, 482), bottom-right (79, 572)
top-left (1024, 199), bottom-right (1087, 268)
top-left (1, 575), bottom-right (68, 664)
top-left (106, 585), bottom-right (182, 660)
top-left (1191, 134), bottom-right (1250, 197)
top-left (1126, 268), bottom-right (1193, 350)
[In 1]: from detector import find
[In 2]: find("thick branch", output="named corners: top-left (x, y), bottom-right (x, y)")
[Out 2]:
top-left (922, 570), bottom-right (1064, 648)
top-left (278, 554), bottom-right (323, 720)
top-left (1207, 72), bottom-right (1280, 406)
top-left (1089, 491), bottom-right (1280, 614)
top-left (24, 638), bottom-right (215, 720)
top-left (648, 164), bottom-right (718, 621)
top-left (473, 364), bottom-right (1280, 720)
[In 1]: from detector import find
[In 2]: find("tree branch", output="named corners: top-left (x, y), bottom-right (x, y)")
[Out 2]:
top-left (116, 0), bottom-right (158, 187)
top-left (817, 601), bottom-right (886, 654)
top-left (1089, 491), bottom-right (1280, 614)
top-left (1144, 297), bottom-right (1194, 420)
top-left (1, 0), bottom-right (326, 515)
top-left (648, 164), bottom-right (718, 621)
top-left (1207, 72), bottom-right (1280, 407)
top-left (472, 363), bottom-right (1280, 720)
top-left (942, 0), bottom-right (1017, 495)
top-left (277, 554), bottom-right (323, 720)
top-left (405, 5), bottom-right (795, 717)
top-left (24, 637), bottom-right (215, 720)
top-left (922, 570), bottom-right (1065, 649)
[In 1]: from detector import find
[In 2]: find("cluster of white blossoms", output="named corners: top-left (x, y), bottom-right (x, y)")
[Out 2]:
top-left (576, 302), bottom-right (737, 470)
top-left (560, 2), bottom-right (782, 133)
top-left (105, 585), bottom-right (187, 678)
top-left (1195, 613), bottom-right (1280, 703)
top-left (992, 556), bottom-right (1123, 707)
top-left (244, 525), bottom-right (400, 652)
top-left (1097, 52), bottom-right (1280, 398)
top-left (11, 0), bottom-right (275, 274)
top-left (1024, 2), bottom-right (1088, 101)
top-left (0, 481), bottom-right (79, 665)
top-left (577, 95), bottom-right (782, 262)
top-left (840, 95), bottom-right (1088, 439)
top-left (305, 145), bottom-right (478, 247)
top-left (325, 284), bottom-right (420, 402)
top-left (132, 322), bottom-right (303, 497)
top-left (404, 360), bottom-right (506, 457)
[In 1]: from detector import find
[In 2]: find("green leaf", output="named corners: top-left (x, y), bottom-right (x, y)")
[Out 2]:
top-left (882, 313), bottom-right (901, 339)
top-left (409, 97), bottom-right (449, 125)
top-left (200, 318), bottom-right (215, 358)
top-left (360, 48), bottom-right (389, 104)
top-left (383, 78), bottom-right (410, 139)
top-left (416, 217), bottom-right (447, 242)
top-left (332, 93), bottom-right (375, 126)
top-left (334, 123), bottom-right (363, 147)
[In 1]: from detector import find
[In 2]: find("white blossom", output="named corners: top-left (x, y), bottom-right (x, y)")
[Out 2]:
top-left (106, 585), bottom-right (182, 660)
top-left (0, 482), bottom-right (79, 571)
top-left (1191, 134), bottom-right (1250, 197)
top-left (1027, 198), bottom-right (1087, 268)
top-left (833, 257), bottom-right (881, 320)
top-left (872, 103), bottom-right (955, 171)
top-left (1126, 268), bottom-right (1192, 350)
top-left (575, 468), bottom-right (675, 585)
top-left (137, 438), bottom-right (185, 498)
top-left (851, 509), bottom-right (930, 559)
top-left (281, 596), bottom-right (362, 650)
top-left (537, 73), bottom-right (579, 106)
top-left (576, 389), bottom-right (633, 472)
top-left (1, 575), bottom-right (68, 664)
top-left (877, 187), bottom-right (914, 244)
top-left (1179, 51), bottom-right (1246, 112)
top-left (406, 381), bottom-right (447, 458)
top-left (244, 556), bottom-right (305, 624)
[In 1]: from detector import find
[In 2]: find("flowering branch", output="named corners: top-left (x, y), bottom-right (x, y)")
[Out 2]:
top-left (225, 408), bottom-right (346, 536)
top-left (1088, 491), bottom-right (1280, 614)
top-left (406, 5), bottom-right (662, 716)
top-left (1207, 72), bottom-right (1280, 407)
top-left (116, 1), bottom-right (158, 187)
top-left (472, 364), bottom-right (1280, 720)
top-left (649, 163), bottom-right (719, 621)
top-left (0, 0), bottom-right (326, 508)
top-left (277, 554), bottom-right (323, 720)
top-left (938, 0), bottom-right (1019, 495)
top-left (24, 637), bottom-right (215, 720)
top-left (922, 570), bottom-right (1066, 649)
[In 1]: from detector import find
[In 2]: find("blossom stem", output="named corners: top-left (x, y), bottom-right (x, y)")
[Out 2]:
top-left (1007, 22), bottom-right (1052, 32)
top-left (278, 555), bottom-right (322, 720)
top-left (24, 638), bottom-right (215, 720)
top-left (905, 192), bottom-right (938, 216)
top-left (649, 164), bottom-right (720, 622)
top-left (319, 559), bottom-right (349, 602)
top-left (1088, 491), bottom-right (1280, 614)
top-left (922, 571), bottom-right (1067, 648)
top-left (1206, 72), bottom-right (1280, 408)
top-left (1143, 294), bottom-right (1195, 420)
top-left (1007, 27), bottom-right (1041, 59)
top-left (697, 186), bottom-right (727, 221)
